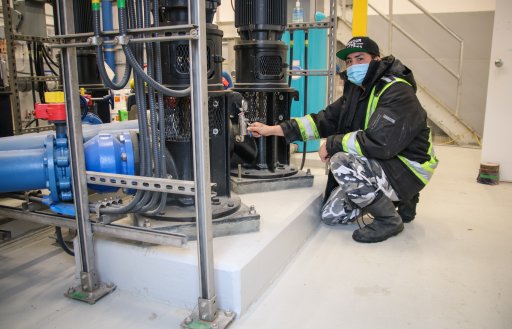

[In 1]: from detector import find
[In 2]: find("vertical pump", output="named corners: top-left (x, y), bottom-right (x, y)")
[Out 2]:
top-left (230, 0), bottom-right (313, 192)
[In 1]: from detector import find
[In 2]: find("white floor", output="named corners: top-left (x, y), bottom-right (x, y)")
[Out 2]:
top-left (1, 145), bottom-right (511, 329)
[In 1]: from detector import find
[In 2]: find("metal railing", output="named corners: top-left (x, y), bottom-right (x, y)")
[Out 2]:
top-left (337, 0), bottom-right (465, 117)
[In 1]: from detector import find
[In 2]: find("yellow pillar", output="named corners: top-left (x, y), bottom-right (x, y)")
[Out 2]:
top-left (352, 0), bottom-right (368, 37)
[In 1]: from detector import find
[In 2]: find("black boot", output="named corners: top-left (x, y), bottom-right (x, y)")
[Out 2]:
top-left (353, 194), bottom-right (404, 243)
top-left (397, 193), bottom-right (419, 223)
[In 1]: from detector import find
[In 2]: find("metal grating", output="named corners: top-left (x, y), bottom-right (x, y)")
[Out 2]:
top-left (164, 96), bottom-right (192, 142)
top-left (258, 56), bottom-right (282, 77)
top-left (175, 44), bottom-right (190, 74)
top-left (164, 95), bottom-right (225, 141)
top-left (174, 44), bottom-right (211, 74)
top-left (242, 92), bottom-right (268, 123)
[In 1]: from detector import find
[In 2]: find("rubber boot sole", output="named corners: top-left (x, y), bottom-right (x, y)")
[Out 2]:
top-left (352, 223), bottom-right (404, 243)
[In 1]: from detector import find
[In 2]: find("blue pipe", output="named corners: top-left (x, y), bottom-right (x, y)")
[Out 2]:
top-left (0, 120), bottom-right (138, 151)
top-left (0, 132), bottom-right (136, 200)
top-left (102, 0), bottom-right (116, 79)
top-left (0, 148), bottom-right (48, 192)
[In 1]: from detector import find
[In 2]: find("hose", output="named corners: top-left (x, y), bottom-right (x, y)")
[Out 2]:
top-left (79, 95), bottom-right (88, 120)
top-left (92, 3), bottom-right (132, 90)
top-left (145, 0), bottom-right (169, 215)
top-left (55, 227), bottom-right (74, 256)
top-left (138, 0), bottom-right (162, 213)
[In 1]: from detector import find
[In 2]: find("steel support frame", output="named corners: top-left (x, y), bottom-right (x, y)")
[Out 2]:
top-left (182, 0), bottom-right (235, 328)
top-left (57, 0), bottom-right (114, 303)
top-left (2, 0), bottom-right (23, 135)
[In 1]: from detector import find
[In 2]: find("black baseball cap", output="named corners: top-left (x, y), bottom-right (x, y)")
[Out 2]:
top-left (336, 36), bottom-right (380, 60)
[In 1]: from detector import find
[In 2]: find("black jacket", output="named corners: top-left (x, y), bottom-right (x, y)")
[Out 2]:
top-left (280, 55), bottom-right (436, 200)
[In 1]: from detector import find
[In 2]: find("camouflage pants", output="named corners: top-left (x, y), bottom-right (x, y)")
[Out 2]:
top-left (321, 152), bottom-right (398, 225)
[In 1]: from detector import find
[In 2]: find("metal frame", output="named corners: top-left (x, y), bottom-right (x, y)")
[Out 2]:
top-left (286, 0), bottom-right (337, 104)
top-left (1, 0), bottom-right (59, 135)
top-left (0, 0), bottom-right (229, 325)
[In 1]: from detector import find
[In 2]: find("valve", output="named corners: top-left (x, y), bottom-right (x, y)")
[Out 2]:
top-left (236, 99), bottom-right (250, 143)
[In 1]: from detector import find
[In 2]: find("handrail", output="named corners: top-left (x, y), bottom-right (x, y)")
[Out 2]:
top-left (368, 4), bottom-right (459, 79)
top-left (368, 1), bottom-right (464, 116)
top-left (406, 0), bottom-right (464, 115)
top-left (408, 0), bottom-right (463, 43)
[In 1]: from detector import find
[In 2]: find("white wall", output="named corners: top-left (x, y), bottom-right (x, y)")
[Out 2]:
top-left (481, 0), bottom-right (512, 181)
top-left (368, 0), bottom-right (495, 15)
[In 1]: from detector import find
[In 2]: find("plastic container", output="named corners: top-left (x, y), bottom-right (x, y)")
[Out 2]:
top-left (292, 1), bottom-right (304, 23)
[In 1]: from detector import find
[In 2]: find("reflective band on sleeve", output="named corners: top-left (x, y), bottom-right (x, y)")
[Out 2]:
top-left (294, 115), bottom-right (320, 141)
top-left (397, 155), bottom-right (438, 184)
top-left (342, 131), bottom-right (363, 156)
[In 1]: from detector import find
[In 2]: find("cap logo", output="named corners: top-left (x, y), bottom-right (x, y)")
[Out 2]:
top-left (346, 38), bottom-right (364, 49)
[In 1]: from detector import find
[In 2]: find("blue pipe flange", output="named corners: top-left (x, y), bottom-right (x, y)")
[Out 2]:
top-left (43, 134), bottom-right (72, 203)
top-left (84, 131), bottom-right (136, 192)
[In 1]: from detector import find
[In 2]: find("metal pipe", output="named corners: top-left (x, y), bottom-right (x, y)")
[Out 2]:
top-left (51, 25), bottom-right (197, 39)
top-left (352, 0), bottom-right (368, 37)
top-left (189, 0), bottom-right (217, 321)
top-left (407, 0), bottom-right (463, 42)
top-left (455, 41), bottom-right (464, 116)
top-left (0, 148), bottom-right (47, 193)
top-left (101, 0), bottom-right (116, 75)
top-left (59, 0), bottom-right (99, 291)
top-left (388, 0), bottom-right (393, 54)
top-left (0, 205), bottom-right (188, 247)
top-left (126, 35), bottom-right (198, 43)
top-left (327, 0), bottom-right (337, 104)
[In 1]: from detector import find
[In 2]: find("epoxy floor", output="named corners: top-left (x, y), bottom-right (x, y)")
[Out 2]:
top-left (1, 145), bottom-right (511, 329)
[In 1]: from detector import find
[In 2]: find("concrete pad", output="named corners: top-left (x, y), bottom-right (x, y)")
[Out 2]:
top-left (90, 174), bottom-right (327, 316)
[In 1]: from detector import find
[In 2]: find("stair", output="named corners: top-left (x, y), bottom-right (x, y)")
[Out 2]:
top-left (416, 84), bottom-right (480, 146)
top-left (335, 13), bottom-right (480, 147)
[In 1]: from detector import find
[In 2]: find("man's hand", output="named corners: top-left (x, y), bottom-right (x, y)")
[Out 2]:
top-left (247, 122), bottom-right (284, 137)
top-left (319, 141), bottom-right (330, 163)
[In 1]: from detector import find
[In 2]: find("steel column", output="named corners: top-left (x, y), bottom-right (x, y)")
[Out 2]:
top-left (189, 0), bottom-right (217, 322)
top-left (327, 0), bottom-right (337, 104)
top-left (58, 0), bottom-right (111, 299)
top-left (2, 0), bottom-right (22, 135)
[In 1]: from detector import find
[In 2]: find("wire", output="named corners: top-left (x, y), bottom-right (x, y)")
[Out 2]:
top-left (55, 227), bottom-right (74, 256)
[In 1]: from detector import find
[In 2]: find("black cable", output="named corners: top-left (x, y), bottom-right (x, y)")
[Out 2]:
top-left (41, 45), bottom-right (60, 68)
top-left (41, 49), bottom-right (59, 76)
top-left (27, 42), bottom-right (38, 105)
top-left (55, 227), bottom-right (74, 256)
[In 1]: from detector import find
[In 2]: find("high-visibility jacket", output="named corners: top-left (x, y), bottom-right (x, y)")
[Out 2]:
top-left (281, 55), bottom-right (438, 200)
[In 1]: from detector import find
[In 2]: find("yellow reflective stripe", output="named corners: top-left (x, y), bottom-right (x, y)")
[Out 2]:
top-left (365, 87), bottom-right (377, 129)
top-left (294, 115), bottom-right (320, 141)
top-left (397, 156), bottom-right (429, 184)
top-left (293, 118), bottom-right (308, 141)
top-left (341, 131), bottom-right (363, 156)
top-left (306, 115), bottom-right (320, 139)
top-left (367, 77), bottom-right (437, 184)
top-left (342, 133), bottom-right (350, 152)
top-left (397, 155), bottom-right (438, 184)
top-left (365, 77), bottom-right (412, 130)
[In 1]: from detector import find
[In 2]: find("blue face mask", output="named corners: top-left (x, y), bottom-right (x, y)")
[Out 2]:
top-left (347, 63), bottom-right (369, 86)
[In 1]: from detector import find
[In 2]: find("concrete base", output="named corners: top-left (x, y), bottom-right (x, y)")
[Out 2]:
top-left (89, 174), bottom-right (325, 316)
